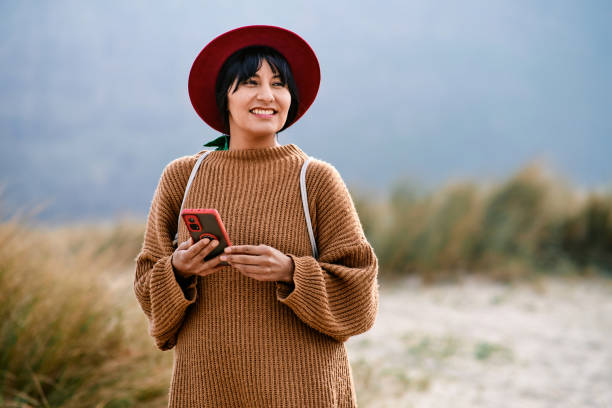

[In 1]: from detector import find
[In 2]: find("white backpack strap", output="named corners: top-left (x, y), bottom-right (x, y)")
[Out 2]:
top-left (173, 151), bottom-right (211, 246)
top-left (300, 158), bottom-right (319, 259)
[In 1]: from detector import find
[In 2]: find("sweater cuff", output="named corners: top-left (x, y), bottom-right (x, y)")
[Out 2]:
top-left (275, 254), bottom-right (321, 308)
top-left (170, 256), bottom-right (198, 299)
top-left (149, 256), bottom-right (197, 337)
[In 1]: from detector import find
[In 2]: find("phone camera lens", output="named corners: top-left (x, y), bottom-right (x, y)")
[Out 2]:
top-left (189, 223), bottom-right (200, 231)
top-left (188, 217), bottom-right (195, 223)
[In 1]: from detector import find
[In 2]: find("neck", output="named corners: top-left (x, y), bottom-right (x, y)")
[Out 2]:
top-left (228, 131), bottom-right (280, 151)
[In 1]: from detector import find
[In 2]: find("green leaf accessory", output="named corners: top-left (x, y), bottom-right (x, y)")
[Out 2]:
top-left (203, 134), bottom-right (230, 151)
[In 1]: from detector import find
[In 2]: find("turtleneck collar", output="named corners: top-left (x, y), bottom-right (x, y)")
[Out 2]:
top-left (205, 143), bottom-right (307, 163)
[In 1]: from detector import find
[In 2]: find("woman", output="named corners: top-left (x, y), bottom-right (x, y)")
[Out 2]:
top-left (134, 25), bottom-right (379, 407)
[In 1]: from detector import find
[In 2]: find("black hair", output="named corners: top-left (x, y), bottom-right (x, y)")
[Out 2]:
top-left (215, 46), bottom-right (299, 134)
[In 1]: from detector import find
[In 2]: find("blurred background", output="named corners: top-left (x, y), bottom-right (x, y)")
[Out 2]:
top-left (1, 0), bottom-right (611, 220)
top-left (1, 1), bottom-right (611, 407)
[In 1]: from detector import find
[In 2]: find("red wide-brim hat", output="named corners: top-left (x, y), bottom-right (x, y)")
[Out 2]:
top-left (188, 25), bottom-right (321, 134)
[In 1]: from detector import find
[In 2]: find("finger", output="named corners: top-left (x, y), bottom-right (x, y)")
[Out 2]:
top-left (234, 264), bottom-right (267, 274)
top-left (195, 264), bottom-right (225, 277)
top-left (185, 237), bottom-right (211, 256)
top-left (201, 254), bottom-right (224, 269)
top-left (225, 244), bottom-right (268, 255)
top-left (196, 255), bottom-right (226, 275)
top-left (195, 239), bottom-right (220, 259)
top-left (234, 264), bottom-right (275, 280)
top-left (221, 254), bottom-right (263, 266)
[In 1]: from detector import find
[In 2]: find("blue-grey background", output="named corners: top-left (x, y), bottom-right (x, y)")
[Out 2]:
top-left (1, 0), bottom-right (610, 220)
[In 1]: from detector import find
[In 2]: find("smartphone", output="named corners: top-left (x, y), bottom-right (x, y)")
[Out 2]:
top-left (181, 208), bottom-right (232, 262)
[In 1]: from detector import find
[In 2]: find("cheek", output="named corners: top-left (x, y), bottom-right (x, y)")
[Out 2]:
top-left (227, 88), bottom-right (248, 118)
top-left (278, 91), bottom-right (292, 114)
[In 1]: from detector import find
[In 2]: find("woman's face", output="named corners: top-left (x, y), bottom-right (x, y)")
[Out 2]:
top-left (227, 60), bottom-right (291, 142)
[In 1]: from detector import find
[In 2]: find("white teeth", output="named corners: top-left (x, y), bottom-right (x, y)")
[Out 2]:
top-left (251, 108), bottom-right (274, 115)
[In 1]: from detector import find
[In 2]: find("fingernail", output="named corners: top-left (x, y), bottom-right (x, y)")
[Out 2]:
top-left (224, 247), bottom-right (231, 253)
top-left (220, 255), bottom-right (227, 261)
top-left (211, 240), bottom-right (218, 247)
top-left (203, 238), bottom-right (210, 244)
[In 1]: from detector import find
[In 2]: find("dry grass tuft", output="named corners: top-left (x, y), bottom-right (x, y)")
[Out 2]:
top-left (353, 163), bottom-right (612, 280)
top-left (0, 217), bottom-right (171, 407)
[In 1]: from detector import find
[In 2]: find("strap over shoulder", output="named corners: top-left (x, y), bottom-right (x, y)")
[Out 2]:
top-left (173, 151), bottom-right (211, 247)
top-left (300, 158), bottom-right (319, 259)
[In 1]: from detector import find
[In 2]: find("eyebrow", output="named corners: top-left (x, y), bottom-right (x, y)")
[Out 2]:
top-left (249, 73), bottom-right (282, 79)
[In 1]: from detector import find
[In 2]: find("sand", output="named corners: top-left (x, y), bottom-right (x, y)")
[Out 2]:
top-left (347, 275), bottom-right (612, 408)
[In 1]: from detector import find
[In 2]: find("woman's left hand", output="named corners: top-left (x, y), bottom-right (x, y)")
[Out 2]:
top-left (220, 245), bottom-right (294, 283)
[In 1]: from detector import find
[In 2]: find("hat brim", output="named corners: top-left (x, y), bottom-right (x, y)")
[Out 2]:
top-left (188, 25), bottom-right (321, 134)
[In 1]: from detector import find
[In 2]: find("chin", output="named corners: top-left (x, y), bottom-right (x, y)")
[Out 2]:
top-left (230, 119), bottom-right (287, 140)
top-left (246, 125), bottom-right (283, 138)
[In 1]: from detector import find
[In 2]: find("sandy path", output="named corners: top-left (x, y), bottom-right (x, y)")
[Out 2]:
top-left (346, 276), bottom-right (612, 408)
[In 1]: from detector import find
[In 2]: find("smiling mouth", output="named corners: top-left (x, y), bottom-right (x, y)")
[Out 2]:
top-left (250, 108), bottom-right (276, 115)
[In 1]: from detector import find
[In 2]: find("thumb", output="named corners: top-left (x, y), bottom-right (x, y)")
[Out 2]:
top-left (177, 238), bottom-right (192, 250)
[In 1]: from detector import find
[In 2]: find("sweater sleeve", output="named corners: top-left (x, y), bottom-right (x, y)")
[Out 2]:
top-left (134, 156), bottom-right (198, 351)
top-left (275, 160), bottom-right (379, 342)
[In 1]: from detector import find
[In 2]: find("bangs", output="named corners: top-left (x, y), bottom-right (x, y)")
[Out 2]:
top-left (229, 51), bottom-right (291, 92)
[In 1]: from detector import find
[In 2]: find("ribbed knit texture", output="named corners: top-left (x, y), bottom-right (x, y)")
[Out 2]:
top-left (134, 144), bottom-right (379, 407)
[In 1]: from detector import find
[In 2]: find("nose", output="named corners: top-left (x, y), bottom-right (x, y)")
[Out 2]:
top-left (256, 83), bottom-right (274, 102)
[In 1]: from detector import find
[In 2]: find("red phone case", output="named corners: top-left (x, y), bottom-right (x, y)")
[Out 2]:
top-left (181, 209), bottom-right (232, 261)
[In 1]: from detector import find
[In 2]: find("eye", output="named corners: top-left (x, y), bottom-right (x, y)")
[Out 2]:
top-left (272, 81), bottom-right (286, 87)
top-left (243, 78), bottom-right (258, 86)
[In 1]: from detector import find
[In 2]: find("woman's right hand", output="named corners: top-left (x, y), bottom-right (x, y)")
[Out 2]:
top-left (171, 237), bottom-right (225, 280)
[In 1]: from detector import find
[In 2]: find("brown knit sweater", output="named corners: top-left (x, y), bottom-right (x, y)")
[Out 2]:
top-left (134, 144), bottom-right (378, 407)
